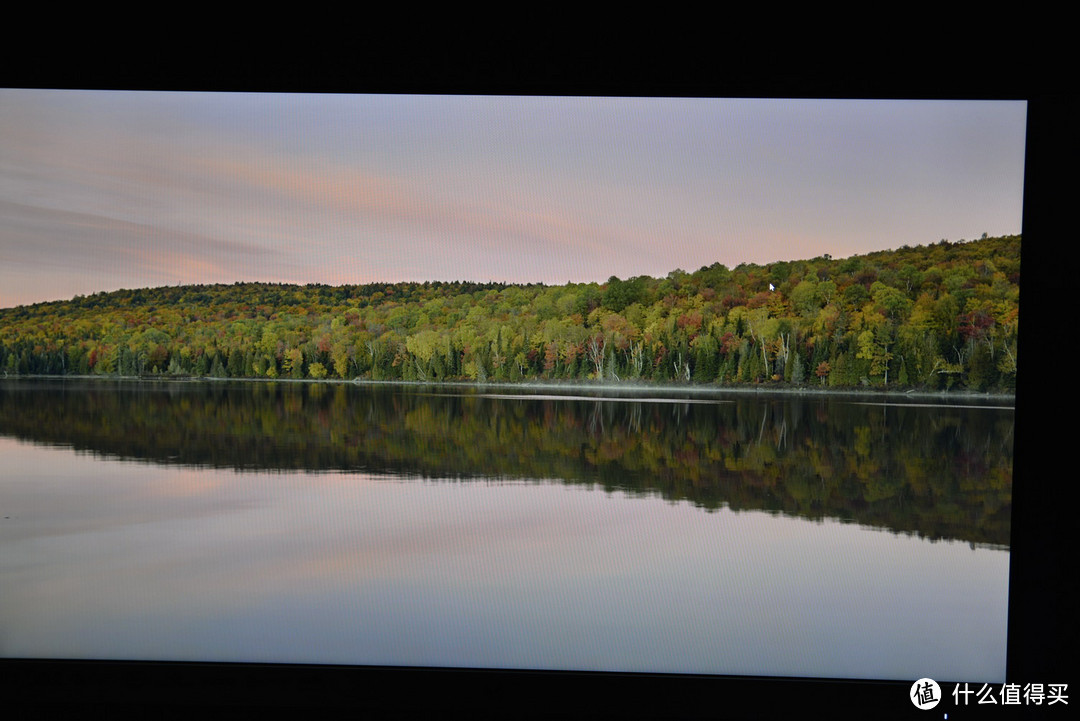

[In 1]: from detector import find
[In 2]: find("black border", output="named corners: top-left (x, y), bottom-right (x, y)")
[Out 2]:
top-left (2, 37), bottom-right (1069, 720)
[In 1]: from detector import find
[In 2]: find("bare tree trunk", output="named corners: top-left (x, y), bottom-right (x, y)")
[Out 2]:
top-left (587, 336), bottom-right (606, 378)
top-left (627, 342), bottom-right (645, 378)
top-left (672, 353), bottom-right (690, 382)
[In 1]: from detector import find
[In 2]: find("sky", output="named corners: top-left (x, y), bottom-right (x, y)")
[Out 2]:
top-left (0, 90), bottom-right (1027, 308)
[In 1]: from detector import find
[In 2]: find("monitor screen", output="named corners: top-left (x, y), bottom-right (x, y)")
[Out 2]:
top-left (0, 75), bottom-right (1057, 718)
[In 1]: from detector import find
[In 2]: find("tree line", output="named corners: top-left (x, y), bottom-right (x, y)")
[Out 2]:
top-left (0, 235), bottom-right (1019, 391)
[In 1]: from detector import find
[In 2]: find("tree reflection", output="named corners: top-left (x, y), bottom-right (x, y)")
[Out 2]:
top-left (0, 380), bottom-right (1012, 546)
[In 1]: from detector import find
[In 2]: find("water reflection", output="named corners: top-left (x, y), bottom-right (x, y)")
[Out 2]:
top-left (0, 436), bottom-right (1008, 681)
top-left (0, 379), bottom-right (1013, 548)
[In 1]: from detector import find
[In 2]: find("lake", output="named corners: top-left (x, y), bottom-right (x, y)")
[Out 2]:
top-left (0, 378), bottom-right (1013, 681)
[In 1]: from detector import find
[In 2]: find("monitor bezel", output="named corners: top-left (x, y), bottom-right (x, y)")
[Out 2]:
top-left (1, 46), bottom-right (1060, 720)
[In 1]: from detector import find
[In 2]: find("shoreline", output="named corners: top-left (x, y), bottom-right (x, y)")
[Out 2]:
top-left (2, 373), bottom-right (1017, 405)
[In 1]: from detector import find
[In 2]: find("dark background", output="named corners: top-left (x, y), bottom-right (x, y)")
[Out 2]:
top-left (1, 25), bottom-right (1068, 719)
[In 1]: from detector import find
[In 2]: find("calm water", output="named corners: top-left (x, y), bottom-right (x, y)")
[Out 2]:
top-left (0, 379), bottom-right (1013, 681)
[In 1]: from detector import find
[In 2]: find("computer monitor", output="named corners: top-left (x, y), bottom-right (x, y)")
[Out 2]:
top-left (0, 58), bottom-right (1062, 719)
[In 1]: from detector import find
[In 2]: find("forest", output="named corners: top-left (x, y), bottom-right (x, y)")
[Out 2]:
top-left (0, 235), bottom-right (1019, 392)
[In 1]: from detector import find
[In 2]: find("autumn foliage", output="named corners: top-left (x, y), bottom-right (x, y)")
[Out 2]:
top-left (0, 235), bottom-right (1019, 391)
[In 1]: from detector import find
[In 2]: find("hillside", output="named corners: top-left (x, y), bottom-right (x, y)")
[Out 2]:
top-left (0, 235), bottom-right (1020, 391)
